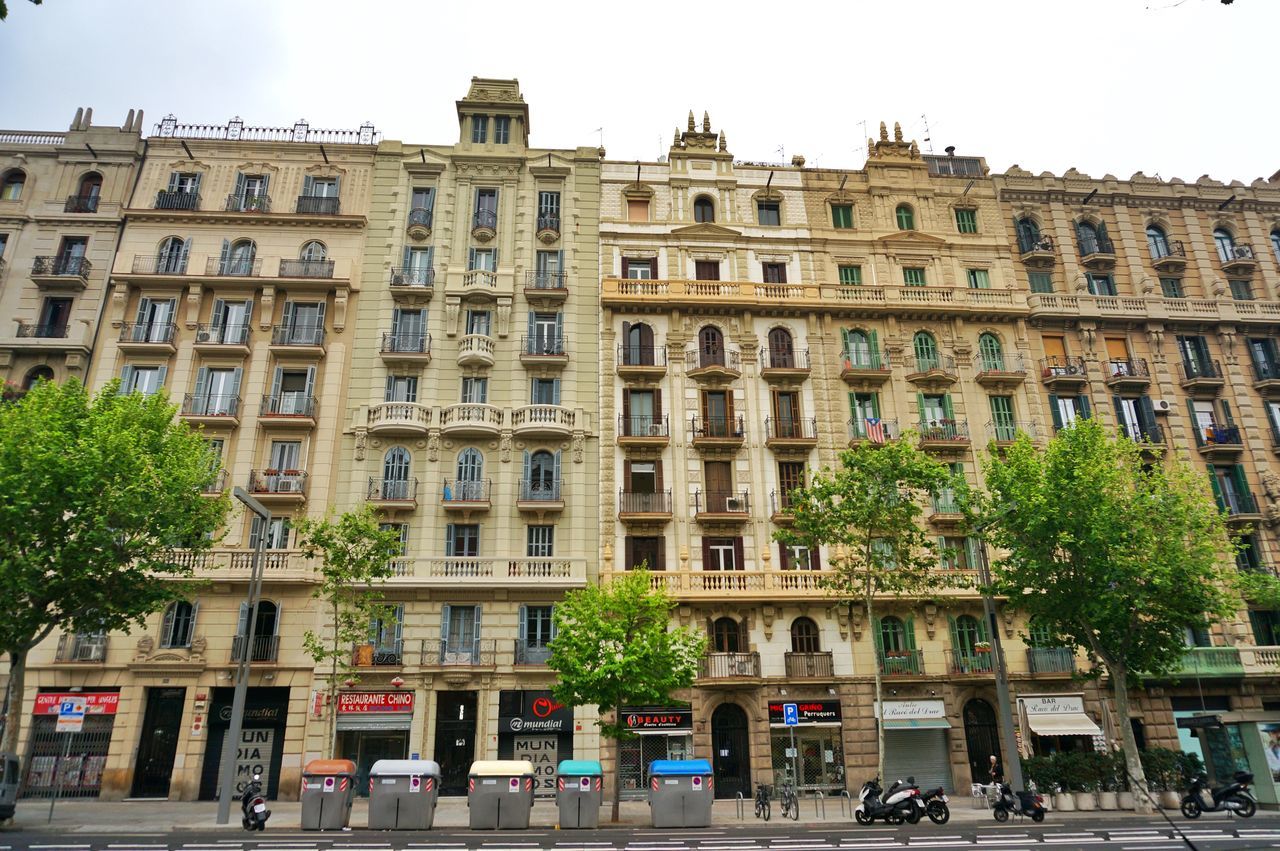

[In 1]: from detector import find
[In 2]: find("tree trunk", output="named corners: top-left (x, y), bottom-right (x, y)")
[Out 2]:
top-left (1111, 665), bottom-right (1152, 814)
top-left (611, 702), bottom-right (622, 822)
top-left (328, 600), bottom-right (339, 760)
top-left (0, 649), bottom-right (25, 754)
top-left (865, 595), bottom-right (885, 781)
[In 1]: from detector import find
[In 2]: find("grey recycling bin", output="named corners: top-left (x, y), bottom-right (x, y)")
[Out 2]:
top-left (556, 759), bottom-right (603, 829)
top-left (301, 759), bottom-right (357, 831)
top-left (368, 758), bottom-right (442, 830)
top-left (648, 758), bottom-right (713, 828)
top-left (468, 759), bottom-right (536, 829)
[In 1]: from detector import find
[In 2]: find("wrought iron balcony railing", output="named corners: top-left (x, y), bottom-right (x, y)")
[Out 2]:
top-left (279, 259), bottom-right (334, 278)
top-left (154, 190), bottom-right (201, 210)
top-left (226, 193), bottom-right (271, 213)
top-left (295, 195), bottom-right (340, 215)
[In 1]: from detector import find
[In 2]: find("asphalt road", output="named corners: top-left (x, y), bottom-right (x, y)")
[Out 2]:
top-left (4, 817), bottom-right (1280, 851)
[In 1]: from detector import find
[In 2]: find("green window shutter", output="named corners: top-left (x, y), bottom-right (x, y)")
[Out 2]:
top-left (942, 394), bottom-right (955, 419)
top-left (848, 392), bottom-right (859, 421)
top-left (1028, 272), bottom-right (1054, 294)
top-left (1047, 394), bottom-right (1062, 430)
top-left (870, 393), bottom-right (880, 418)
top-left (872, 617), bottom-right (884, 655)
top-left (976, 614), bottom-right (990, 643)
top-left (947, 615), bottom-right (960, 653)
top-left (840, 328), bottom-right (851, 359)
top-left (1139, 396), bottom-right (1157, 431)
top-left (1078, 396), bottom-right (1091, 419)
top-left (1208, 471), bottom-right (1224, 509)
top-left (869, 330), bottom-right (880, 366)
top-left (1232, 464), bottom-right (1250, 497)
top-left (1220, 398), bottom-right (1234, 426)
top-left (916, 392), bottom-right (926, 424)
top-left (903, 615), bottom-right (917, 650)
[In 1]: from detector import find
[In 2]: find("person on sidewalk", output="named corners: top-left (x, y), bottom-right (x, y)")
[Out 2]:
top-left (988, 754), bottom-right (1004, 785)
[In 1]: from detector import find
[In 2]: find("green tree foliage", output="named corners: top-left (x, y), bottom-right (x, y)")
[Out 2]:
top-left (296, 505), bottom-right (404, 757)
top-left (0, 0), bottom-right (43, 22)
top-left (0, 379), bottom-right (226, 753)
top-left (549, 569), bottom-right (705, 822)
top-left (975, 418), bottom-right (1240, 811)
top-left (777, 437), bottom-right (955, 780)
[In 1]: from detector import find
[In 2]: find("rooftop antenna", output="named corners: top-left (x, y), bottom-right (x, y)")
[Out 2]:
top-left (858, 120), bottom-right (869, 143)
top-left (776, 144), bottom-right (785, 163)
top-left (594, 127), bottom-right (603, 148)
top-left (921, 113), bottom-right (935, 154)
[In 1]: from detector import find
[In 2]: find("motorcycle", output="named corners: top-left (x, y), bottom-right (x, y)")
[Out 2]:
top-left (854, 777), bottom-right (921, 825)
top-left (992, 782), bottom-right (1045, 823)
top-left (919, 785), bottom-right (950, 825)
top-left (1180, 771), bottom-right (1256, 819)
top-left (240, 772), bottom-right (270, 831)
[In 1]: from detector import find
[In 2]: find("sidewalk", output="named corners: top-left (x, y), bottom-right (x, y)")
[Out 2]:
top-left (5, 795), bottom-right (1259, 834)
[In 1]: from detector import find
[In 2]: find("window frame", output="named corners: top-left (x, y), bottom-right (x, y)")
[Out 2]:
top-left (831, 204), bottom-right (854, 229)
top-left (955, 208), bottom-right (978, 234)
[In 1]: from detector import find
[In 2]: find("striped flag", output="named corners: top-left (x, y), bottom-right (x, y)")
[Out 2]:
top-left (865, 417), bottom-right (886, 444)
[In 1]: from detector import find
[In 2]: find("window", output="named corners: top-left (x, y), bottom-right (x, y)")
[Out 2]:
top-left (306, 177), bottom-right (338, 198)
top-left (461, 376), bottom-right (488, 404)
top-left (538, 191), bottom-right (560, 219)
top-left (1177, 335), bottom-right (1213, 378)
top-left (762, 262), bottom-right (787, 283)
top-left (160, 601), bottom-right (196, 649)
top-left (442, 605), bottom-right (481, 660)
top-left (530, 377), bottom-right (560, 405)
top-left (1047, 394), bottom-right (1091, 430)
top-left (494, 116), bottom-right (511, 144)
top-left (912, 331), bottom-right (939, 371)
top-left (455, 447), bottom-right (485, 484)
top-left (1, 169), bottom-right (26, 200)
top-left (380, 522), bottom-right (409, 559)
top-left (0, 233), bottom-right (7, 258)
top-left (623, 389), bottom-right (659, 436)
top-left (465, 309), bottom-right (491, 336)
top-left (1015, 217), bottom-right (1042, 252)
top-left (779, 543), bottom-right (816, 571)
top-left (1237, 533), bottom-right (1261, 572)
top-left (766, 327), bottom-right (795, 368)
top-left (878, 616), bottom-right (910, 653)
top-left (696, 325), bottom-right (726, 368)
top-left (838, 265), bottom-right (862, 285)
top-left (848, 392), bottom-right (880, 439)
top-left (38, 297), bottom-right (71, 337)
top-left (471, 114), bottom-right (488, 143)
top-left (966, 269), bottom-right (991, 289)
top-left (1250, 338), bottom-right (1280, 380)
top-left (526, 525), bottom-right (555, 558)
top-left (990, 395), bottom-right (1016, 440)
top-left (1272, 229), bottom-right (1280, 263)
top-left (1028, 272), bottom-right (1054, 294)
top-left (1086, 273), bottom-right (1116, 296)
top-left (1230, 279), bottom-right (1254, 301)
top-left (693, 195), bottom-right (715, 223)
top-left (790, 618), bottom-right (821, 653)
top-left (711, 616), bottom-right (744, 653)
top-left (58, 236), bottom-right (88, 269)
top-left (939, 536), bottom-right (978, 571)
top-left (895, 204), bottom-right (915, 230)
top-left (22, 366), bottom-right (54, 389)
top-left (626, 536), bottom-right (664, 571)
top-left (843, 329), bottom-right (878, 368)
top-left (300, 241), bottom-right (326, 262)
top-left (952, 614), bottom-right (986, 656)
top-left (410, 187), bottom-right (434, 221)
top-left (903, 267), bottom-right (927, 286)
top-left (191, 367), bottom-right (241, 416)
top-left (622, 257), bottom-right (657, 279)
top-left (703, 536), bottom-right (742, 571)
top-left (208, 297), bottom-right (251, 344)
top-left (621, 322), bottom-right (656, 366)
top-left (446, 523), bottom-right (480, 557)
top-left (525, 450), bottom-right (559, 500)
top-left (694, 260), bottom-right (720, 281)
top-left (75, 172), bottom-right (102, 207)
top-left (1213, 228), bottom-right (1236, 263)
top-left (626, 198), bottom-right (649, 222)
top-left (1249, 609), bottom-right (1280, 646)
top-left (756, 200), bottom-right (780, 226)
top-left (1027, 618), bottom-right (1055, 648)
top-left (119, 365), bottom-right (165, 396)
top-left (1160, 277), bottom-right (1184, 298)
top-left (381, 447), bottom-right (411, 499)
top-left (522, 604), bottom-right (554, 651)
top-left (474, 188), bottom-right (498, 230)
top-left (170, 172), bottom-right (200, 194)
top-left (1210, 464), bottom-right (1254, 515)
top-left (955, 208), bottom-right (978, 234)
top-left (232, 173), bottom-right (269, 211)
top-left (978, 333), bottom-right (1004, 371)
top-left (627, 460), bottom-right (659, 493)
top-left (1077, 220), bottom-right (1108, 254)
top-left (221, 238), bottom-right (256, 275)
top-left (250, 516), bottom-right (291, 550)
top-left (831, 204), bottom-right (853, 228)
top-left (1146, 224), bottom-right (1171, 258)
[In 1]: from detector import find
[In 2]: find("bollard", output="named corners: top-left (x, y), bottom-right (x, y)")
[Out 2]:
top-left (735, 791), bottom-right (744, 820)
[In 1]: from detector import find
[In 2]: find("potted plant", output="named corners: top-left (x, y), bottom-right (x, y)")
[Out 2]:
top-left (973, 640), bottom-right (992, 654)
top-left (1093, 751), bottom-right (1118, 810)
top-left (1053, 752), bottom-right (1079, 811)
top-left (1110, 752), bottom-right (1134, 810)
top-left (1022, 755), bottom-right (1056, 810)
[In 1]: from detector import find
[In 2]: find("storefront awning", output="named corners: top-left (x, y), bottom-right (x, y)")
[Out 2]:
top-left (1024, 712), bottom-right (1102, 737)
top-left (883, 718), bottom-right (951, 730)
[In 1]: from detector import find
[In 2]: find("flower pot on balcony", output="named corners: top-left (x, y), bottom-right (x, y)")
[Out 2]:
top-left (1098, 791), bottom-right (1118, 810)
top-left (1054, 792), bottom-right (1076, 811)
top-left (1117, 791), bottom-right (1135, 810)
top-left (1075, 791), bottom-right (1096, 810)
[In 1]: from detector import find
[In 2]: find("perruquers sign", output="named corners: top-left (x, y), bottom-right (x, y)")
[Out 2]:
top-left (337, 691), bottom-right (415, 714)
top-left (34, 692), bottom-right (119, 715)
top-left (1020, 695), bottom-right (1085, 715)
top-left (876, 699), bottom-right (946, 720)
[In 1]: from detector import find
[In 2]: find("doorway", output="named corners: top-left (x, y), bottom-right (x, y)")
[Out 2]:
top-left (434, 691), bottom-right (477, 795)
top-left (131, 687), bottom-right (187, 798)
top-left (963, 698), bottom-right (1001, 785)
top-left (711, 703), bottom-right (750, 799)
top-left (338, 730), bottom-right (409, 796)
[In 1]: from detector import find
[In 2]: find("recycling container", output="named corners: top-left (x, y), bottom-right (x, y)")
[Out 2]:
top-left (368, 758), bottom-right (442, 830)
top-left (0, 753), bottom-right (18, 821)
top-left (301, 758), bottom-right (357, 831)
top-left (556, 759), bottom-right (603, 829)
top-left (468, 759), bottom-right (536, 829)
top-left (648, 758), bottom-right (713, 828)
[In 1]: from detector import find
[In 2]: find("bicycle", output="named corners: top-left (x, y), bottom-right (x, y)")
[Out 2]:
top-left (779, 782), bottom-right (799, 820)
top-left (754, 782), bottom-right (771, 821)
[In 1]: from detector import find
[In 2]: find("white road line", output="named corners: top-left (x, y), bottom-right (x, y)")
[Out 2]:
top-left (28, 846), bottom-right (92, 850)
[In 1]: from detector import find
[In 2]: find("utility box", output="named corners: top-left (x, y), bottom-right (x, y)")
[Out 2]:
top-left (468, 759), bottom-right (536, 830)
top-left (368, 758), bottom-right (442, 830)
top-left (556, 759), bottom-right (603, 829)
top-left (301, 758), bottom-right (357, 831)
top-left (648, 758), bottom-right (714, 828)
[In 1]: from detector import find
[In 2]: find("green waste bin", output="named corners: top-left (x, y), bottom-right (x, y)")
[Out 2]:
top-left (468, 759), bottom-right (536, 829)
top-left (301, 758), bottom-right (357, 831)
top-left (368, 758), bottom-right (442, 830)
top-left (556, 759), bottom-right (603, 829)
top-left (648, 759), bottom-right (713, 828)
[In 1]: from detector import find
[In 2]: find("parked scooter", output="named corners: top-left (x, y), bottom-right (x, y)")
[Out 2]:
top-left (919, 785), bottom-right (950, 824)
top-left (854, 777), bottom-right (921, 825)
top-left (1180, 771), bottom-right (1256, 819)
top-left (240, 772), bottom-right (270, 831)
top-left (992, 782), bottom-right (1046, 823)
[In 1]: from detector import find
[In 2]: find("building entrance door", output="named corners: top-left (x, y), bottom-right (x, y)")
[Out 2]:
top-left (131, 687), bottom-right (187, 798)
top-left (963, 698), bottom-right (1001, 785)
top-left (711, 703), bottom-right (750, 799)
top-left (434, 691), bottom-right (477, 796)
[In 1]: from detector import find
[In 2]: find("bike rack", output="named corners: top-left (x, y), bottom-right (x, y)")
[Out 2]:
top-left (735, 791), bottom-right (745, 820)
top-left (812, 789), bottom-right (825, 819)
top-left (837, 789), bottom-right (851, 818)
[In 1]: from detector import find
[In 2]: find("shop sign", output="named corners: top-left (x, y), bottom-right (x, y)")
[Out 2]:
top-left (1020, 694), bottom-right (1085, 715)
top-left (767, 700), bottom-right (842, 725)
top-left (500, 690), bottom-right (571, 733)
top-left (214, 728), bottom-right (276, 797)
top-left (513, 734), bottom-right (559, 793)
top-left (33, 692), bottom-right (119, 715)
top-left (622, 707), bottom-right (693, 731)
top-left (337, 691), bottom-right (415, 714)
top-left (876, 699), bottom-right (946, 721)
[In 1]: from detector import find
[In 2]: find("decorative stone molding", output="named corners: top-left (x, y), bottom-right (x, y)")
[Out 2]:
top-left (259, 286), bottom-right (275, 329)
top-left (332, 286), bottom-right (349, 332)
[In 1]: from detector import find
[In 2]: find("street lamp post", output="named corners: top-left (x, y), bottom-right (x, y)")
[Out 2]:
top-left (974, 534), bottom-right (1025, 792)
top-left (215, 487), bottom-right (271, 825)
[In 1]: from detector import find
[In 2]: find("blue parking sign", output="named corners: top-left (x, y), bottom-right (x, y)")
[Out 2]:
top-left (782, 702), bottom-right (799, 726)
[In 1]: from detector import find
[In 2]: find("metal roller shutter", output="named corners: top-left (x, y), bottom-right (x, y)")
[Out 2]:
top-left (882, 730), bottom-right (954, 794)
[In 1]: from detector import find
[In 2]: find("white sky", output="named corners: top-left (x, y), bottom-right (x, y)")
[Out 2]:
top-left (1, 0), bottom-right (1276, 183)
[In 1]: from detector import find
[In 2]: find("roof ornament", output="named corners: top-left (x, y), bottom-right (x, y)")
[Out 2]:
top-left (703, 111), bottom-right (711, 132)
top-left (688, 111), bottom-right (696, 131)
top-left (894, 122), bottom-right (903, 142)
top-left (879, 122), bottom-right (889, 142)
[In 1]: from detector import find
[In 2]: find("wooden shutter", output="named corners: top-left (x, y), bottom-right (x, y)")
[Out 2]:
top-left (701, 537), bottom-right (713, 570)
top-left (654, 388), bottom-right (663, 418)
top-left (234, 173), bottom-right (246, 198)
top-left (654, 459), bottom-right (664, 491)
top-left (623, 459), bottom-right (632, 490)
top-left (1042, 336), bottom-right (1066, 361)
top-left (809, 545), bottom-right (821, 570)
top-left (1078, 395), bottom-right (1091, 419)
top-left (1105, 337), bottom-right (1129, 361)
top-left (649, 258), bottom-right (658, 278)
top-left (737, 617), bottom-right (749, 650)
top-left (872, 617), bottom-right (884, 655)
top-left (733, 537), bottom-right (744, 571)
top-left (440, 604), bottom-right (452, 639)
top-left (903, 615), bottom-right (917, 650)
top-left (655, 537), bottom-right (666, 571)
top-left (518, 605), bottom-right (528, 643)
top-left (624, 537), bottom-right (634, 570)
top-left (1139, 396), bottom-right (1157, 432)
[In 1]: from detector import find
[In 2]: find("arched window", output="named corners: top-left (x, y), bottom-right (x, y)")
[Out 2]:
top-left (1, 169), bottom-right (26, 201)
top-left (895, 204), bottom-right (915, 231)
top-left (953, 614), bottom-right (984, 656)
top-left (1027, 617), bottom-right (1055, 648)
top-left (767, 327), bottom-right (795, 369)
top-left (382, 446), bottom-right (411, 500)
top-left (22, 365), bottom-right (54, 390)
top-left (453, 448), bottom-right (484, 501)
top-left (913, 331), bottom-right (938, 371)
top-left (1214, 227), bottom-right (1237, 263)
top-left (77, 172), bottom-right (102, 200)
top-left (300, 240), bottom-right (327, 261)
top-left (623, 321), bottom-right (655, 366)
top-left (693, 195), bottom-right (715, 223)
top-left (160, 600), bottom-right (197, 648)
top-left (879, 616), bottom-right (907, 652)
top-left (527, 449), bottom-right (558, 498)
top-left (1076, 220), bottom-right (1103, 254)
top-left (711, 616), bottom-right (743, 653)
top-left (238, 600), bottom-right (278, 661)
top-left (1015, 217), bottom-right (1040, 251)
top-left (697, 325), bottom-right (725, 368)
top-left (845, 329), bottom-right (874, 368)
top-left (1272, 229), bottom-right (1280, 263)
top-left (226, 239), bottom-right (256, 275)
top-left (790, 617), bottom-right (820, 653)
top-left (1146, 224), bottom-right (1170, 259)
top-left (157, 236), bottom-right (188, 274)
top-left (978, 333), bottom-right (1004, 372)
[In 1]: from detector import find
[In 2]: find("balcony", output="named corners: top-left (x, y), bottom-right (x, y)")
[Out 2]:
top-left (270, 324), bottom-right (326, 356)
top-left (617, 344), bottom-right (667, 378)
top-left (1179, 360), bottom-right (1225, 395)
top-left (202, 469), bottom-right (229, 495)
top-left (164, 547), bottom-right (317, 582)
top-left (515, 641), bottom-right (552, 666)
top-left (1151, 239), bottom-right (1187, 274)
top-left (423, 638), bottom-right (496, 668)
top-left (31, 256), bottom-right (91, 290)
top-left (520, 335), bottom-right (568, 366)
top-left (536, 212), bottom-right (560, 243)
top-left (525, 270), bottom-right (568, 301)
top-left (764, 416), bottom-right (818, 451)
top-left (1017, 233), bottom-right (1056, 268)
top-left (441, 478), bottom-right (491, 512)
top-left (988, 420), bottom-right (1035, 447)
top-left (785, 651), bottom-right (835, 679)
top-left (848, 417), bottom-right (898, 446)
top-left (131, 254), bottom-right (189, 276)
top-left (760, 347), bottom-right (811, 382)
top-left (512, 404), bottom-right (574, 438)
top-left (1039, 357), bottom-right (1089, 390)
top-left (258, 393), bottom-right (317, 428)
top-left (693, 489), bottom-right (751, 523)
top-left (367, 402), bottom-right (431, 436)
top-left (180, 394), bottom-right (241, 428)
top-left (279, 259), bottom-right (335, 279)
top-left (406, 207), bottom-right (433, 239)
top-left (1216, 488), bottom-right (1262, 525)
top-left (917, 420), bottom-right (971, 452)
top-left (517, 478), bottom-right (564, 512)
top-left (690, 415), bottom-right (745, 451)
top-left (15, 321), bottom-right (69, 340)
top-left (471, 208), bottom-right (497, 240)
top-left (698, 652), bottom-right (761, 682)
top-left (230, 635), bottom-right (280, 664)
top-left (64, 194), bottom-right (99, 213)
top-left (354, 641), bottom-right (403, 667)
top-left (1219, 243), bottom-right (1257, 276)
top-left (618, 489), bottom-right (673, 522)
top-left (462, 268), bottom-right (498, 291)
top-left (841, 351), bottom-right (893, 384)
top-left (905, 354), bottom-right (958, 389)
top-left (949, 649), bottom-right (996, 676)
top-left (1077, 234), bottom-right (1116, 271)
top-left (1252, 360), bottom-right (1280, 395)
top-left (609, 567), bottom-right (827, 599)
top-left (380, 331), bottom-right (431, 366)
top-left (226, 193), bottom-right (271, 213)
top-left (153, 190), bottom-right (200, 211)
top-left (929, 495), bottom-right (964, 527)
top-left (248, 469), bottom-right (308, 504)
top-left (618, 414), bottom-right (670, 447)
top-left (974, 354), bottom-right (1027, 389)
top-left (54, 634), bottom-right (108, 663)
top-left (879, 649), bottom-right (925, 677)
top-left (117, 322), bottom-right (177, 354)
top-left (770, 489), bottom-right (797, 525)
top-left (440, 403), bottom-right (503, 437)
top-left (1119, 422), bottom-right (1165, 454)
top-left (387, 557), bottom-right (586, 588)
top-left (457, 334), bottom-right (495, 368)
top-left (1194, 423), bottom-right (1244, 459)
top-left (389, 267), bottom-right (435, 304)
top-left (368, 477), bottom-right (418, 508)
top-left (1165, 646), bottom-right (1244, 680)
top-left (190, 323), bottom-right (250, 356)
top-left (685, 347), bottom-right (741, 381)
top-left (1104, 358), bottom-right (1150, 390)
top-left (295, 195), bottom-right (340, 215)
top-left (1027, 647), bottom-right (1076, 676)
top-left (206, 256), bottom-right (261, 278)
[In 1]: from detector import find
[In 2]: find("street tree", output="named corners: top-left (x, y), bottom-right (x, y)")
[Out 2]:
top-left (777, 437), bottom-right (955, 781)
top-left (0, 379), bottom-right (227, 753)
top-left (296, 505), bottom-right (404, 757)
top-left (975, 418), bottom-right (1240, 811)
top-left (548, 568), bottom-right (706, 823)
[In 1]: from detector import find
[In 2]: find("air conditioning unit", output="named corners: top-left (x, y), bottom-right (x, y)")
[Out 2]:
top-left (725, 497), bottom-right (745, 512)
top-left (278, 477), bottom-right (301, 493)
top-left (391, 273), bottom-right (408, 286)
top-left (196, 330), bottom-right (212, 343)
top-left (1152, 399), bottom-right (1172, 414)
top-left (76, 642), bottom-right (106, 662)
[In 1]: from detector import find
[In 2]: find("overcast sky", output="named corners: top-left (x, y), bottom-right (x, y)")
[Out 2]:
top-left (1, 0), bottom-right (1275, 183)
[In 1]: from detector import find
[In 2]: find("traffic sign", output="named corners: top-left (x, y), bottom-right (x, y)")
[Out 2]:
top-left (782, 702), bottom-right (799, 726)
top-left (56, 697), bottom-right (86, 734)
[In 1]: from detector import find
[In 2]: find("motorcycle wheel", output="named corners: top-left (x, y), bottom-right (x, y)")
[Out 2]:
top-left (927, 802), bottom-right (950, 825)
top-left (854, 808), bottom-right (873, 826)
top-left (1234, 796), bottom-right (1256, 818)
top-left (1031, 810), bottom-right (1045, 823)
top-left (903, 805), bottom-right (921, 825)
top-left (1180, 798), bottom-right (1202, 819)
top-left (992, 804), bottom-right (1010, 823)
top-left (241, 817), bottom-right (253, 830)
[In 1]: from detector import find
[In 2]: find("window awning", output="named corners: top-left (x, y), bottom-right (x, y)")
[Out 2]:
top-left (1024, 712), bottom-right (1102, 737)
top-left (883, 718), bottom-right (951, 730)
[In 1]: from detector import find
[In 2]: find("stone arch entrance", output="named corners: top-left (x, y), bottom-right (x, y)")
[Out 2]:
top-left (963, 697), bottom-right (1001, 785)
top-left (711, 702), bottom-right (750, 799)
